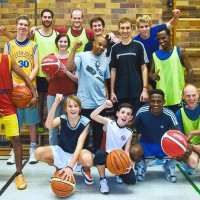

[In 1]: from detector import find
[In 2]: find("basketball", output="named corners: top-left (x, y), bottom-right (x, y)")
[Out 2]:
top-left (11, 86), bottom-right (32, 108)
top-left (41, 54), bottom-right (60, 77)
top-left (106, 149), bottom-right (131, 175)
top-left (51, 171), bottom-right (76, 197)
top-left (161, 130), bottom-right (188, 158)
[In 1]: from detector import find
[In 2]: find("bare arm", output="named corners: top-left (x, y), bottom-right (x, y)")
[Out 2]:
top-left (180, 47), bottom-right (193, 83)
top-left (0, 26), bottom-right (16, 40)
top-left (67, 40), bottom-right (82, 71)
top-left (45, 94), bottom-right (63, 129)
top-left (110, 67), bottom-right (117, 103)
top-left (65, 71), bottom-right (78, 84)
top-left (11, 58), bottom-right (38, 107)
top-left (166, 9), bottom-right (180, 29)
top-left (90, 100), bottom-right (113, 125)
top-left (140, 64), bottom-right (148, 102)
top-left (104, 80), bottom-right (109, 99)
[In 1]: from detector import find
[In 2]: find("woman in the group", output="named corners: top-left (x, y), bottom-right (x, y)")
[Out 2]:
top-left (34, 94), bottom-right (93, 183)
top-left (46, 33), bottom-right (78, 145)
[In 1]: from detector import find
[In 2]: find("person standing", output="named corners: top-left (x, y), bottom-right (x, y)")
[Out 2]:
top-left (149, 27), bottom-right (193, 113)
top-left (4, 14), bottom-right (39, 165)
top-left (46, 33), bottom-right (77, 145)
top-left (110, 17), bottom-right (149, 116)
top-left (67, 36), bottom-right (110, 155)
top-left (0, 54), bottom-right (38, 189)
top-left (134, 9), bottom-right (180, 89)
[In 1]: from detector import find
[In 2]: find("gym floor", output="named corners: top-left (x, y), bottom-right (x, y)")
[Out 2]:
top-left (0, 157), bottom-right (200, 200)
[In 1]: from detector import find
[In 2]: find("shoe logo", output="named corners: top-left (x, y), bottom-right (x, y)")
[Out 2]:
top-left (160, 125), bottom-right (164, 128)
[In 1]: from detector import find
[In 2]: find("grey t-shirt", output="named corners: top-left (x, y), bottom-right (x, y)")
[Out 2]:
top-left (75, 51), bottom-right (110, 109)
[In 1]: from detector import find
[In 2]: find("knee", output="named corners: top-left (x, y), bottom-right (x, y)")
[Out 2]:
top-left (94, 149), bottom-right (107, 165)
top-left (34, 147), bottom-right (43, 161)
top-left (130, 144), bottom-right (144, 162)
top-left (10, 136), bottom-right (21, 147)
top-left (79, 150), bottom-right (93, 168)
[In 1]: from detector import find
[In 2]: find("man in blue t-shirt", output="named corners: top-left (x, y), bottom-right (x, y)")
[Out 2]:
top-left (130, 89), bottom-right (180, 183)
top-left (134, 9), bottom-right (180, 90)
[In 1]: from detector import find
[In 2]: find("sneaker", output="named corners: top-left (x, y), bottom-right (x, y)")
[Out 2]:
top-left (178, 162), bottom-right (195, 175)
top-left (135, 161), bottom-right (147, 181)
top-left (7, 149), bottom-right (15, 165)
top-left (29, 147), bottom-right (38, 164)
top-left (162, 162), bottom-right (177, 183)
top-left (100, 179), bottom-right (109, 194)
top-left (15, 174), bottom-right (27, 190)
top-left (148, 158), bottom-right (166, 167)
top-left (37, 123), bottom-right (45, 133)
top-left (115, 175), bottom-right (123, 184)
top-left (81, 167), bottom-right (93, 185)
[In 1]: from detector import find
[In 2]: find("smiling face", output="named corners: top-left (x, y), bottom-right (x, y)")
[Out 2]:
top-left (116, 107), bottom-right (133, 127)
top-left (57, 36), bottom-right (69, 51)
top-left (149, 94), bottom-right (165, 115)
top-left (91, 20), bottom-right (104, 36)
top-left (182, 85), bottom-right (199, 110)
top-left (17, 19), bottom-right (29, 36)
top-left (65, 99), bottom-right (81, 119)
top-left (138, 22), bottom-right (151, 39)
top-left (157, 30), bottom-right (171, 51)
top-left (92, 36), bottom-right (107, 56)
top-left (41, 11), bottom-right (53, 28)
top-left (119, 21), bottom-right (132, 38)
top-left (71, 10), bottom-right (83, 29)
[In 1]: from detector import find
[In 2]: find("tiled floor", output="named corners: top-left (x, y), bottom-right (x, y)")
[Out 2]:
top-left (0, 157), bottom-right (200, 200)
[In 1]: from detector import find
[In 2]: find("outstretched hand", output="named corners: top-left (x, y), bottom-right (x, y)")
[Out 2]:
top-left (172, 9), bottom-right (180, 17)
top-left (55, 94), bottom-right (64, 105)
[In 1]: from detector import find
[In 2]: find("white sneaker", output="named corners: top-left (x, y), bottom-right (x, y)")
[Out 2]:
top-left (115, 175), bottom-right (123, 184)
top-left (29, 147), bottom-right (38, 164)
top-left (100, 179), bottom-right (109, 195)
top-left (7, 149), bottom-right (15, 165)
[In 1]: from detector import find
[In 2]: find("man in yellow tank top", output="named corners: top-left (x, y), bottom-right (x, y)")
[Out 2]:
top-left (4, 14), bottom-right (39, 166)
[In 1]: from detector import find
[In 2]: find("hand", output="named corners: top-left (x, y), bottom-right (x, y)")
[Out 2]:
top-left (59, 168), bottom-right (75, 181)
top-left (18, 83), bottom-right (26, 87)
top-left (105, 100), bottom-right (113, 109)
top-left (152, 69), bottom-right (160, 81)
top-left (27, 97), bottom-right (37, 109)
top-left (140, 90), bottom-right (148, 102)
top-left (59, 62), bottom-right (67, 72)
top-left (110, 93), bottom-right (118, 103)
top-left (0, 26), bottom-right (7, 34)
top-left (0, 109), bottom-right (4, 118)
top-left (123, 161), bottom-right (133, 174)
top-left (74, 40), bottom-right (82, 50)
top-left (55, 94), bottom-right (64, 105)
top-left (29, 26), bottom-right (36, 36)
top-left (172, 9), bottom-right (180, 17)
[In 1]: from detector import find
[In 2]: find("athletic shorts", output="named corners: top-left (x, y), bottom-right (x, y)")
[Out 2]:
top-left (0, 114), bottom-right (19, 140)
top-left (36, 76), bottom-right (49, 93)
top-left (18, 106), bottom-right (39, 126)
top-left (50, 145), bottom-right (82, 172)
top-left (139, 141), bottom-right (167, 158)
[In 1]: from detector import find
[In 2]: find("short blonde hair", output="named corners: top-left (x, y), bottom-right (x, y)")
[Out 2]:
top-left (16, 14), bottom-right (31, 27)
top-left (136, 15), bottom-right (152, 28)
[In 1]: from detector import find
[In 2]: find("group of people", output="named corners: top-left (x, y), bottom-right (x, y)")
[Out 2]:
top-left (0, 7), bottom-right (199, 196)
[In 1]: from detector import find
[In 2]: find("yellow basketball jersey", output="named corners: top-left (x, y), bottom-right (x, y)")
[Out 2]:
top-left (7, 39), bottom-right (38, 86)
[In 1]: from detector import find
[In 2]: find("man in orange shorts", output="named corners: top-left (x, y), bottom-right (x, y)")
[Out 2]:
top-left (0, 54), bottom-right (37, 190)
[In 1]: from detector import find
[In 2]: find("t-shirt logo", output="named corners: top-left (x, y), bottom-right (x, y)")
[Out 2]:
top-left (121, 135), bottom-right (126, 141)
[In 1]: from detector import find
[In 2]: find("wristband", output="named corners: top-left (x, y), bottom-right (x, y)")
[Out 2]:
top-left (67, 166), bottom-right (73, 171)
top-left (143, 86), bottom-right (148, 91)
top-left (111, 92), bottom-right (115, 95)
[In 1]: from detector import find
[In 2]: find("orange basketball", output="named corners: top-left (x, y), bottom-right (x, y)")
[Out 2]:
top-left (51, 171), bottom-right (76, 197)
top-left (11, 86), bottom-right (32, 108)
top-left (106, 149), bottom-right (131, 175)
